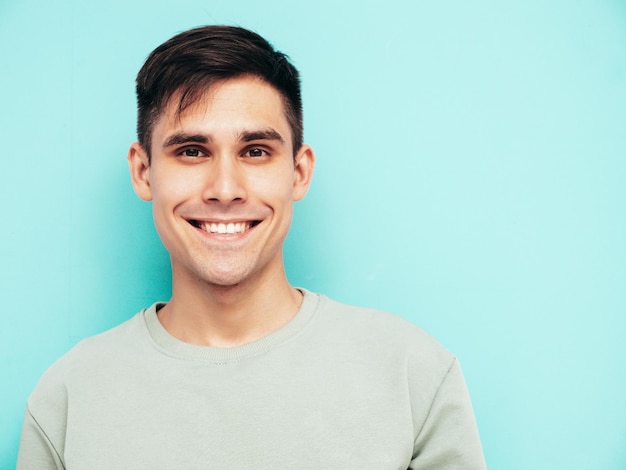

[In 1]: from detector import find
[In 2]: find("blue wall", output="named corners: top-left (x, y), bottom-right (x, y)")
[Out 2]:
top-left (2, 1), bottom-right (625, 468)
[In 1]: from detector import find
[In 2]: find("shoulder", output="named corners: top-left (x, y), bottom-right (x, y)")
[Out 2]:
top-left (309, 292), bottom-right (455, 372)
top-left (21, 306), bottom-right (155, 461)
top-left (53, 309), bottom-right (147, 367)
top-left (305, 292), bottom-right (464, 430)
top-left (27, 306), bottom-right (152, 408)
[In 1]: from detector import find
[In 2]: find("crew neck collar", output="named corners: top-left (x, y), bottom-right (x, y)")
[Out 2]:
top-left (143, 289), bottom-right (319, 364)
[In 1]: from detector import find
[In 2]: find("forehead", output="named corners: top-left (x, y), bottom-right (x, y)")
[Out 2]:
top-left (153, 76), bottom-right (292, 142)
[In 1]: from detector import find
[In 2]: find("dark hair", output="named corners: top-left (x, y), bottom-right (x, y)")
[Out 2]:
top-left (136, 25), bottom-right (303, 158)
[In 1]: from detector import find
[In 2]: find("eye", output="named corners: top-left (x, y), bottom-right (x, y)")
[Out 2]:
top-left (243, 147), bottom-right (269, 158)
top-left (178, 147), bottom-right (206, 158)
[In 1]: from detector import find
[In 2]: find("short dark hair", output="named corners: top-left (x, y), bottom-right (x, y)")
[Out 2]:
top-left (136, 25), bottom-right (303, 159)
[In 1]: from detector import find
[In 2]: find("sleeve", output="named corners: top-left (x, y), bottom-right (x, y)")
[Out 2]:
top-left (409, 358), bottom-right (486, 469)
top-left (16, 406), bottom-right (65, 470)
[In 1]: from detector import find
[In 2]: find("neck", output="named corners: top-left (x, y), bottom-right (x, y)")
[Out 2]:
top-left (158, 268), bottom-right (302, 348)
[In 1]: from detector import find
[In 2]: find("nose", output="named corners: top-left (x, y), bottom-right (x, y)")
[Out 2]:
top-left (202, 155), bottom-right (247, 204)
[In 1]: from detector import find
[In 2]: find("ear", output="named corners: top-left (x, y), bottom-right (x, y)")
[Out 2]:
top-left (292, 144), bottom-right (315, 201)
top-left (128, 142), bottom-right (153, 201)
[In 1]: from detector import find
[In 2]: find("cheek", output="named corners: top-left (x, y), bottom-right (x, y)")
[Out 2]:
top-left (250, 167), bottom-right (295, 201)
top-left (150, 169), bottom-right (197, 204)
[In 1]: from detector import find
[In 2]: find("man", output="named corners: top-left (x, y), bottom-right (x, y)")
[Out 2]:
top-left (17, 26), bottom-right (485, 469)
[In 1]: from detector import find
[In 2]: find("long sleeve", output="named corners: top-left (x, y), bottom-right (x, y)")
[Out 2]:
top-left (16, 407), bottom-right (65, 470)
top-left (410, 359), bottom-right (486, 469)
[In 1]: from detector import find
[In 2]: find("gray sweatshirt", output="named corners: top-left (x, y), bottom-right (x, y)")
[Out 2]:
top-left (18, 291), bottom-right (485, 469)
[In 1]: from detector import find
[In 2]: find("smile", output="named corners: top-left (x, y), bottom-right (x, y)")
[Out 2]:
top-left (188, 220), bottom-right (260, 234)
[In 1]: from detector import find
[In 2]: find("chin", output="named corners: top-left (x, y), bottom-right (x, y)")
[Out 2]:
top-left (177, 253), bottom-right (273, 290)
top-left (195, 265), bottom-right (256, 289)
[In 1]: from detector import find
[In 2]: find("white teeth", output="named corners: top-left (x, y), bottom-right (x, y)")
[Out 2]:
top-left (201, 222), bottom-right (250, 234)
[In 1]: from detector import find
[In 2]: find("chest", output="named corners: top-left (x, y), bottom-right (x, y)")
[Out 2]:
top-left (62, 358), bottom-right (416, 469)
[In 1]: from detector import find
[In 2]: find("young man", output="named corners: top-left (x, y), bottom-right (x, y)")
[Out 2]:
top-left (18, 26), bottom-right (486, 469)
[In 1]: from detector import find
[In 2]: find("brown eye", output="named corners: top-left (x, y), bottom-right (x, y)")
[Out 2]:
top-left (183, 148), bottom-right (200, 157)
top-left (244, 148), bottom-right (267, 158)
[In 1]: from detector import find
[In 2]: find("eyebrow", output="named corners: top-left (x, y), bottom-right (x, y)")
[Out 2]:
top-left (162, 132), bottom-right (211, 148)
top-left (161, 128), bottom-right (285, 148)
top-left (238, 128), bottom-right (285, 144)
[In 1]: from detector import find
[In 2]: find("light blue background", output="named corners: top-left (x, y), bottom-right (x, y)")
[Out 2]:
top-left (2, 0), bottom-right (625, 468)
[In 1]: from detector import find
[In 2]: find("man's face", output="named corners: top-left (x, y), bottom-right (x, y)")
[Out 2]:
top-left (128, 76), bottom-right (314, 289)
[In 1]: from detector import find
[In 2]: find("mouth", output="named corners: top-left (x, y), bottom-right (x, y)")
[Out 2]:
top-left (188, 220), bottom-right (261, 234)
